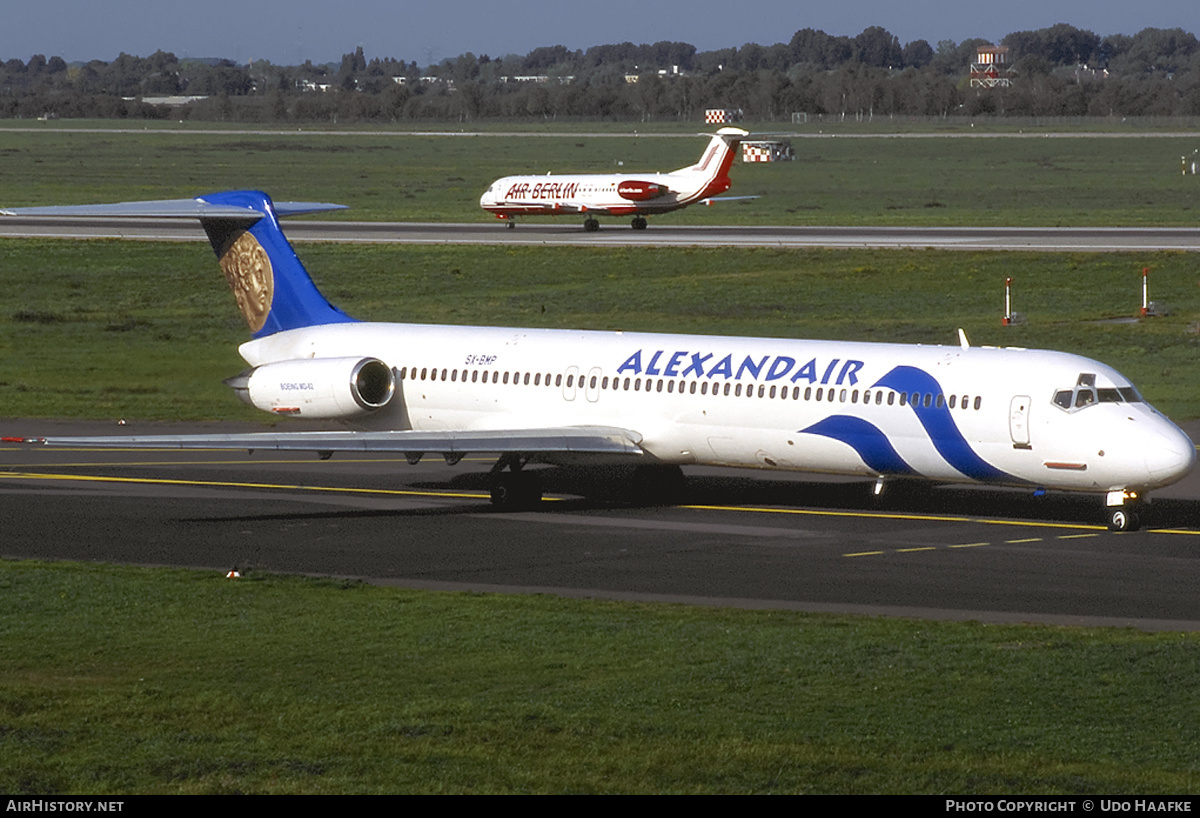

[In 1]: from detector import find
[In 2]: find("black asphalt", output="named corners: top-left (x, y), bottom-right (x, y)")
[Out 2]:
top-left (4, 420), bottom-right (1199, 630)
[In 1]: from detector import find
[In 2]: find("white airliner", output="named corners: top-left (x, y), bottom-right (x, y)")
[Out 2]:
top-left (479, 128), bottom-right (749, 231)
top-left (4, 191), bottom-right (1195, 530)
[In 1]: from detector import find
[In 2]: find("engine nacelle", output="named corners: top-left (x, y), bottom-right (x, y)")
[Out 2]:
top-left (226, 357), bottom-right (395, 419)
top-left (617, 180), bottom-right (667, 201)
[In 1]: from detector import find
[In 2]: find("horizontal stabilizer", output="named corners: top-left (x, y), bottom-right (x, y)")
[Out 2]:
top-left (27, 426), bottom-right (645, 457)
top-left (0, 197), bottom-right (347, 220)
top-left (701, 195), bottom-right (760, 206)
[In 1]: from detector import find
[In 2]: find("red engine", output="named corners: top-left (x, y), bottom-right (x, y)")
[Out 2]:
top-left (617, 180), bottom-right (667, 201)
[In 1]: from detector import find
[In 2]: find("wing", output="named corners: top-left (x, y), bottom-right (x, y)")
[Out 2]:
top-left (27, 425), bottom-right (645, 459)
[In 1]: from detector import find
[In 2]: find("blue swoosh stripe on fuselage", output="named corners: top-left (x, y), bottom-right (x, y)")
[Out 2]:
top-left (800, 415), bottom-right (916, 475)
top-left (871, 365), bottom-right (1014, 482)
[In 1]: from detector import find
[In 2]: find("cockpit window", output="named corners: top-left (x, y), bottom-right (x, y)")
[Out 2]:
top-left (1053, 374), bottom-right (1143, 413)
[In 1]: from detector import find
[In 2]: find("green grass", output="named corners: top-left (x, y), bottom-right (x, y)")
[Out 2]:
top-left (2, 560), bottom-right (1199, 794)
top-left (3, 127), bottom-right (1200, 225)
top-left (3, 239), bottom-right (1198, 420)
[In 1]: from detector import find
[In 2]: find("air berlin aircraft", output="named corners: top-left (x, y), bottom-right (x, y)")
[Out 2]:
top-left (480, 128), bottom-right (749, 231)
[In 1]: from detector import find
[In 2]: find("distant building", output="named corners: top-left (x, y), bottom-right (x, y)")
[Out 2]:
top-left (970, 46), bottom-right (1014, 89)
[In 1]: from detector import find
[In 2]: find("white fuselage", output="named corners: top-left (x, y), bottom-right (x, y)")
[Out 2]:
top-left (241, 322), bottom-right (1197, 495)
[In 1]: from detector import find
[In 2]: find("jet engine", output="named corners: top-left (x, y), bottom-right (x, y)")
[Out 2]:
top-left (617, 181), bottom-right (667, 201)
top-left (225, 357), bottom-right (395, 419)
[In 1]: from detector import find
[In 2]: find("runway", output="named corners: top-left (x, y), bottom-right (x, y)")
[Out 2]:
top-left (3, 420), bottom-right (1200, 630)
top-left (2, 217), bottom-right (1198, 252)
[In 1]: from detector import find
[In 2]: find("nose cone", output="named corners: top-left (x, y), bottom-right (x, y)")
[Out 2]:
top-left (1144, 420), bottom-right (1197, 487)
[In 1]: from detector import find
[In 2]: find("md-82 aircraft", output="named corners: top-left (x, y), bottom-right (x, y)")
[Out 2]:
top-left (4, 191), bottom-right (1195, 530)
top-left (479, 128), bottom-right (749, 231)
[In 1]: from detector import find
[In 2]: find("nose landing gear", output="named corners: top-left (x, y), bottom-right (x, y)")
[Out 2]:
top-left (1106, 490), bottom-right (1145, 532)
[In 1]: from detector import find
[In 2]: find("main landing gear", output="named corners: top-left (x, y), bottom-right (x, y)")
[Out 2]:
top-left (488, 454), bottom-right (543, 511)
top-left (581, 216), bottom-right (648, 231)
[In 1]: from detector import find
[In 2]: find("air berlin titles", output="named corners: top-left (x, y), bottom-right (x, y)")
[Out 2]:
top-left (617, 349), bottom-right (865, 385)
top-left (504, 181), bottom-right (581, 201)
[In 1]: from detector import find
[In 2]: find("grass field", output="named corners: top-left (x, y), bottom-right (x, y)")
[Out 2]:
top-left (2, 124), bottom-right (1200, 225)
top-left (3, 560), bottom-right (1200, 794)
top-left (3, 239), bottom-right (1198, 420)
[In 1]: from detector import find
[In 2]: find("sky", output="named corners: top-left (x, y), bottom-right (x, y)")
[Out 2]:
top-left (3, 0), bottom-right (1197, 66)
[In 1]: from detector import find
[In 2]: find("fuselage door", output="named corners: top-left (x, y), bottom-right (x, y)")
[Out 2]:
top-left (585, 367), bottom-right (602, 403)
top-left (1009, 395), bottom-right (1031, 447)
top-left (562, 366), bottom-right (579, 402)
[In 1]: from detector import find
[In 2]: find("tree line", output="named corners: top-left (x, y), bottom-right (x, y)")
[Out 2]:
top-left (2, 23), bottom-right (1198, 123)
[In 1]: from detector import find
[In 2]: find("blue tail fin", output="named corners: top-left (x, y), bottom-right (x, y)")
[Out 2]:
top-left (197, 190), bottom-right (355, 338)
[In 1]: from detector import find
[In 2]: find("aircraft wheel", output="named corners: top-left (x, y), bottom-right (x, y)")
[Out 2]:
top-left (1107, 507), bottom-right (1141, 532)
top-left (584, 218), bottom-right (600, 232)
top-left (490, 472), bottom-right (543, 510)
top-left (506, 221), bottom-right (516, 230)
top-left (631, 216), bottom-right (648, 230)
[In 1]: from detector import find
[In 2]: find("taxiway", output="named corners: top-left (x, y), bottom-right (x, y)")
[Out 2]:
top-left (3, 420), bottom-right (1199, 630)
